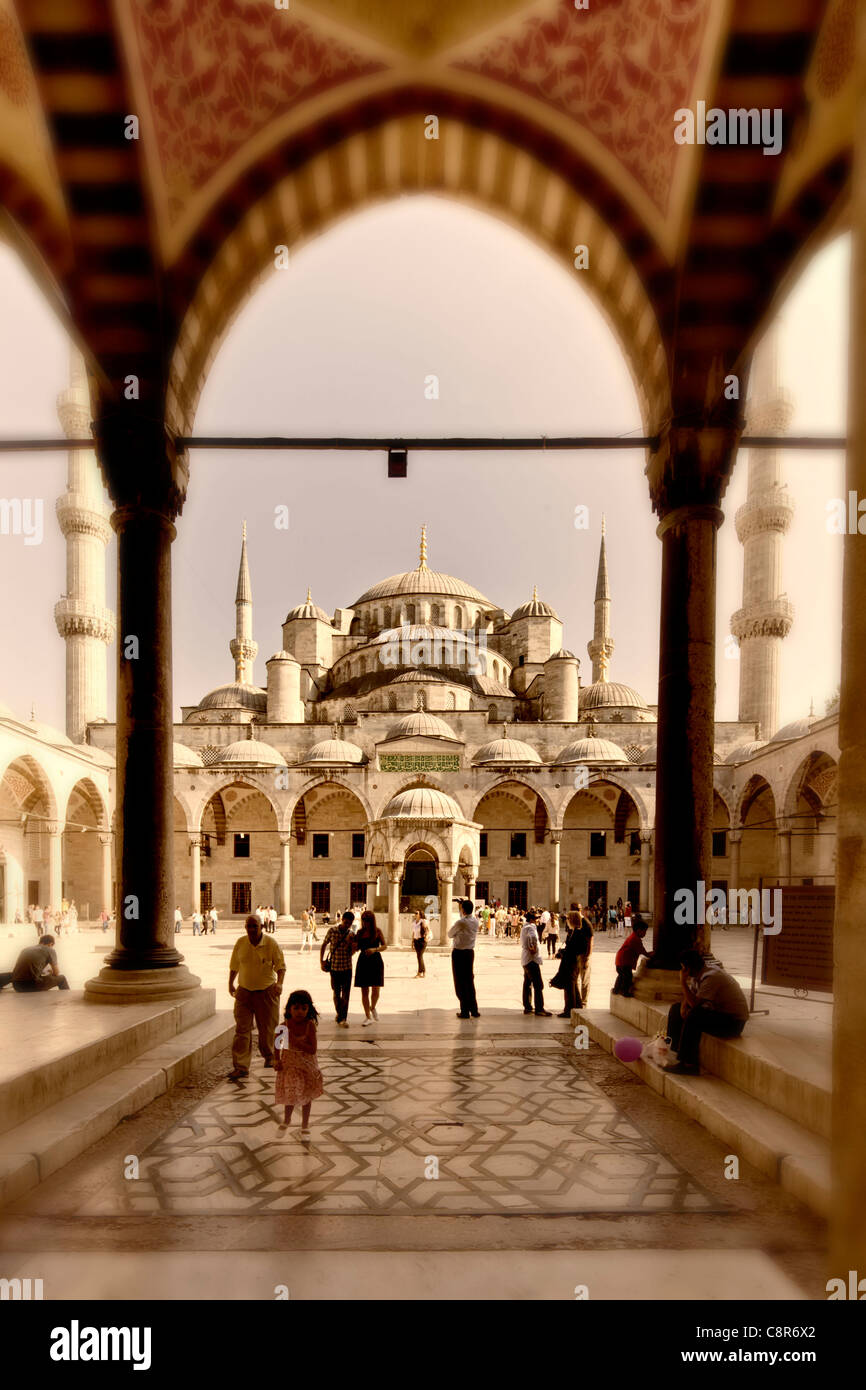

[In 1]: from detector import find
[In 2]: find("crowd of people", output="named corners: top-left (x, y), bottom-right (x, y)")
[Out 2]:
top-left (476, 897), bottom-right (635, 941)
top-left (24, 899), bottom-right (80, 935)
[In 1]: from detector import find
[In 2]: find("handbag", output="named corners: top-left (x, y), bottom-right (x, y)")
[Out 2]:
top-left (642, 1033), bottom-right (672, 1065)
top-left (320, 939), bottom-right (332, 973)
top-left (549, 968), bottom-right (565, 989)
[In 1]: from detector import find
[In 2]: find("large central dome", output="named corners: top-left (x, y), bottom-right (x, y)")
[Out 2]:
top-left (352, 527), bottom-right (492, 607)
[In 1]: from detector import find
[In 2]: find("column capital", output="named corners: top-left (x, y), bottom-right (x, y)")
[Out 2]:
top-left (728, 829), bottom-right (743, 844)
top-left (647, 414), bottom-right (742, 519)
top-left (437, 864), bottom-right (455, 884)
top-left (188, 834), bottom-right (204, 850)
top-left (549, 829), bottom-right (563, 844)
top-left (92, 408), bottom-right (188, 518)
top-left (46, 821), bottom-right (61, 837)
top-left (639, 828), bottom-right (653, 844)
top-left (386, 861), bottom-right (402, 883)
top-left (98, 832), bottom-right (113, 847)
top-left (279, 833), bottom-right (293, 847)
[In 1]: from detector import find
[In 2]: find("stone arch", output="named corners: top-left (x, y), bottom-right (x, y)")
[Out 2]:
top-left (195, 775), bottom-right (283, 832)
top-left (168, 108), bottom-right (669, 440)
top-left (782, 749), bottom-right (838, 882)
top-left (560, 773), bottom-right (651, 833)
top-left (735, 773), bottom-right (778, 889)
top-left (471, 777), bottom-right (556, 827)
top-left (287, 779), bottom-right (374, 830)
top-left (0, 752), bottom-right (59, 824)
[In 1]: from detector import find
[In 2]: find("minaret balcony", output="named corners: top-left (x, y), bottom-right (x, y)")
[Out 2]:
top-left (54, 598), bottom-right (115, 642)
top-left (734, 486), bottom-right (794, 542)
top-left (56, 493), bottom-right (112, 543)
top-left (730, 597), bottom-right (794, 642)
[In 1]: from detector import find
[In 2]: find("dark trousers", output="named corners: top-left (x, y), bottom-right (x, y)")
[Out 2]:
top-left (667, 1002), bottom-right (746, 1067)
top-left (331, 970), bottom-right (352, 1022)
top-left (452, 950), bottom-right (478, 1016)
top-left (522, 960), bottom-right (545, 1012)
top-left (413, 939), bottom-right (426, 975)
top-left (612, 965), bottom-right (634, 996)
top-left (6, 975), bottom-right (70, 992)
top-left (546, 935), bottom-right (557, 956)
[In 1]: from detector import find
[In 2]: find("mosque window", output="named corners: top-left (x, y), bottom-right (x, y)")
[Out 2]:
top-left (454, 605), bottom-right (464, 628)
top-left (476, 881), bottom-right (490, 903)
top-left (352, 832), bottom-right (365, 858)
top-left (232, 882), bottom-right (251, 915)
top-left (311, 883), bottom-right (330, 914)
top-left (628, 831), bottom-right (641, 856)
top-left (510, 832), bottom-right (527, 859)
top-left (712, 830), bottom-right (728, 857)
top-left (508, 881), bottom-right (528, 910)
top-left (312, 834), bottom-right (330, 858)
top-left (406, 604), bottom-right (416, 623)
top-left (480, 832), bottom-right (488, 858)
top-left (350, 882), bottom-right (367, 906)
top-left (431, 604), bottom-right (442, 625)
top-left (383, 607), bottom-right (392, 627)
top-left (233, 833), bottom-right (250, 858)
top-left (590, 831), bottom-right (607, 857)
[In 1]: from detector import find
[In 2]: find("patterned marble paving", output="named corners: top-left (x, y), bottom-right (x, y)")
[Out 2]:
top-left (79, 1046), bottom-right (719, 1217)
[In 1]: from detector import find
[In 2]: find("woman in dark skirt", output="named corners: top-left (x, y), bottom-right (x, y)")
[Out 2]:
top-left (355, 909), bottom-right (387, 1025)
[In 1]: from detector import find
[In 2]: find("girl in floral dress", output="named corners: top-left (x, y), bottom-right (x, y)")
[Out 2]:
top-left (275, 990), bottom-right (324, 1138)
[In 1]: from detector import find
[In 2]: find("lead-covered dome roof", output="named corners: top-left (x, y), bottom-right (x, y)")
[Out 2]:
top-left (197, 682), bottom-right (267, 713)
top-left (579, 680), bottom-right (648, 711)
top-left (554, 737), bottom-right (629, 765)
top-left (383, 712), bottom-right (460, 742)
top-left (474, 737), bottom-right (542, 765)
top-left (216, 739), bottom-right (287, 767)
top-left (381, 788), bottom-right (463, 820)
top-left (302, 739), bottom-right (366, 764)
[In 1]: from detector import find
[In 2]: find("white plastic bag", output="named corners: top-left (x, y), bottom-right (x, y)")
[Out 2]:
top-left (642, 1033), bottom-right (672, 1065)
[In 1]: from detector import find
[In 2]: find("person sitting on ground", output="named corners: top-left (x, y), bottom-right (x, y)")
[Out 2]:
top-left (0, 935), bottom-right (70, 992)
top-left (663, 949), bottom-right (750, 1076)
top-left (612, 918), bottom-right (649, 996)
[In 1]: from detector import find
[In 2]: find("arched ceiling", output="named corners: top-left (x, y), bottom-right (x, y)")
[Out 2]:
top-left (2, 0), bottom-right (855, 483)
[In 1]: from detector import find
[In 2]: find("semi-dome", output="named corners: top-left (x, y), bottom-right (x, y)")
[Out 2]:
top-left (381, 787), bottom-right (462, 820)
top-left (391, 670), bottom-right (447, 683)
top-left (580, 680), bottom-right (648, 711)
top-left (173, 743), bottom-right (204, 767)
top-left (547, 649), bottom-right (578, 661)
top-left (303, 739), bottom-right (366, 765)
top-left (724, 740), bottom-right (768, 764)
top-left (196, 682), bottom-right (267, 713)
top-left (769, 717), bottom-right (813, 744)
top-left (267, 650), bottom-right (299, 663)
top-left (285, 589), bottom-right (330, 623)
top-left (216, 739), bottom-right (287, 767)
top-left (554, 737), bottom-right (629, 765)
top-left (474, 737), bottom-right (542, 765)
top-left (511, 587), bottom-right (560, 622)
top-left (383, 712), bottom-right (460, 743)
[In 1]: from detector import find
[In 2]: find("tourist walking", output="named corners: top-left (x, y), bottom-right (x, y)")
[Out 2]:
top-left (412, 910), bottom-right (429, 976)
top-left (623, 900), bottom-right (634, 937)
top-left (174, 906), bottom-right (182, 934)
top-left (449, 898), bottom-right (480, 1019)
top-left (300, 914), bottom-right (314, 952)
top-left (227, 914), bottom-right (285, 1080)
top-left (192, 910), bottom-right (203, 935)
top-left (520, 910), bottom-right (551, 1016)
top-left (355, 910), bottom-right (386, 1025)
top-left (269, 904), bottom-right (278, 933)
top-left (321, 911), bottom-right (357, 1026)
top-left (100, 909), bottom-right (109, 933)
top-left (275, 990), bottom-right (323, 1137)
top-left (209, 906), bottom-right (218, 934)
top-left (663, 950), bottom-right (750, 1076)
top-left (0, 935), bottom-right (70, 993)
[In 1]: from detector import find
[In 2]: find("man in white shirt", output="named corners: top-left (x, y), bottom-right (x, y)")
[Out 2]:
top-left (448, 899), bottom-right (480, 1019)
top-left (520, 910), bottom-right (551, 1016)
top-left (209, 907), bottom-right (218, 934)
top-left (174, 907), bottom-right (182, 934)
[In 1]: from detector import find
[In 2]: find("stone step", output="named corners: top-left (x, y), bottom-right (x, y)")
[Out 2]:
top-left (0, 1010), bottom-right (234, 1208)
top-left (610, 994), bottom-right (830, 1140)
top-left (0, 989), bottom-right (215, 1136)
top-left (582, 1008), bottom-right (830, 1219)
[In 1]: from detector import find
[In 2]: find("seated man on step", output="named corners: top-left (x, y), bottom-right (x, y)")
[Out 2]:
top-left (0, 935), bottom-right (70, 993)
top-left (664, 949), bottom-right (749, 1076)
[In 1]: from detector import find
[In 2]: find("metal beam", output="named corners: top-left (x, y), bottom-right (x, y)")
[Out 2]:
top-left (0, 434), bottom-right (848, 452)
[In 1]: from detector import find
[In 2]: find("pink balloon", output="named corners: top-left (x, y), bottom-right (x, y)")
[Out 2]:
top-left (614, 1036), bottom-right (644, 1063)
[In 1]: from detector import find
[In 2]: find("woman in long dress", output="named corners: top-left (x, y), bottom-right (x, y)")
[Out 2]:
top-left (354, 909), bottom-right (387, 1024)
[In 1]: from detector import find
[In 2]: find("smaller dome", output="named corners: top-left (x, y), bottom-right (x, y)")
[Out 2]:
top-left (554, 737), bottom-right (629, 766)
top-left (197, 682), bottom-right (267, 713)
top-left (303, 739), bottom-right (366, 765)
top-left (511, 587), bottom-right (560, 622)
top-left (474, 737), bottom-right (542, 765)
top-left (770, 718), bottom-right (813, 744)
top-left (285, 589), bottom-right (330, 623)
top-left (383, 712), bottom-right (459, 743)
top-left (382, 788), bottom-right (462, 820)
top-left (173, 743), bottom-right (204, 767)
top-left (723, 740), bottom-right (768, 765)
top-left (580, 681), bottom-right (648, 711)
top-left (217, 739), bottom-right (287, 767)
top-left (547, 649), bottom-right (578, 662)
top-left (267, 651), bottom-right (299, 664)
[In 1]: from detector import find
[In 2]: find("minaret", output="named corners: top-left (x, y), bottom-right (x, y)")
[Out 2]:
top-left (587, 517), bottom-right (614, 684)
top-left (54, 346), bottom-right (115, 743)
top-left (230, 521), bottom-right (258, 684)
top-left (419, 523), bottom-right (428, 572)
top-left (730, 326), bottom-right (794, 738)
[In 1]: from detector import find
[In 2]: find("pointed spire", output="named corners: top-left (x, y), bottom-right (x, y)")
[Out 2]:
top-left (419, 524), bottom-right (428, 571)
top-left (594, 518), bottom-right (610, 603)
top-left (306, 586), bottom-right (312, 604)
top-left (235, 521), bottom-right (252, 604)
top-left (532, 584), bottom-right (538, 602)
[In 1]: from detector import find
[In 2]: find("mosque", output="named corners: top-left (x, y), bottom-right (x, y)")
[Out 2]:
top-left (0, 338), bottom-right (838, 947)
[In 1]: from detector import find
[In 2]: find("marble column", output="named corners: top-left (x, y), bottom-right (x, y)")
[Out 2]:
top-left (189, 836), bottom-right (202, 916)
top-left (365, 872), bottom-right (379, 912)
top-left (279, 835), bottom-right (291, 918)
top-left (777, 823), bottom-right (792, 885)
top-left (386, 863), bottom-right (402, 948)
top-left (646, 422), bottom-right (739, 968)
top-left (833, 0), bottom-right (866, 1274)
top-left (728, 830), bottom-right (741, 901)
top-left (549, 831), bottom-right (562, 914)
top-left (639, 830), bottom-right (652, 915)
top-left (438, 865), bottom-right (455, 947)
top-left (47, 823), bottom-right (63, 908)
top-left (85, 416), bottom-right (199, 1001)
top-left (99, 833), bottom-right (113, 918)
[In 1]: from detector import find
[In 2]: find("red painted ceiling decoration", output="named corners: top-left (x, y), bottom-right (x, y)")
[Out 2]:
top-left (453, 0), bottom-right (709, 215)
top-left (130, 0), bottom-right (387, 221)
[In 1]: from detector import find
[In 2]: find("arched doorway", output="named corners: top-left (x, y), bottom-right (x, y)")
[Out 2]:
top-left (401, 844), bottom-right (438, 910)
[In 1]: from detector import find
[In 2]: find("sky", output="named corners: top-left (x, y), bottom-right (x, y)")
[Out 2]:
top-left (0, 196), bottom-right (849, 733)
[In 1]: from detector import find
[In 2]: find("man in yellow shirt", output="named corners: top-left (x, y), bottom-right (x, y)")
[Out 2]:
top-left (228, 914), bottom-right (285, 1080)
